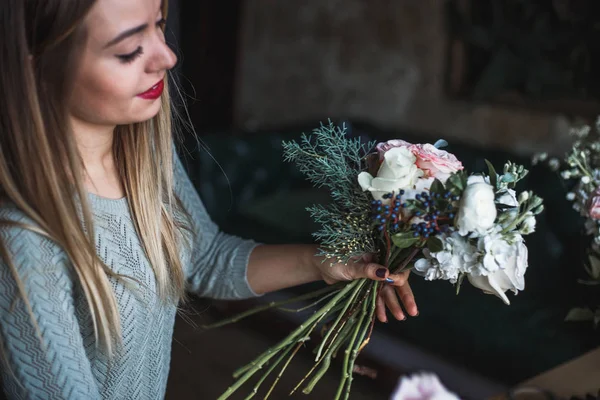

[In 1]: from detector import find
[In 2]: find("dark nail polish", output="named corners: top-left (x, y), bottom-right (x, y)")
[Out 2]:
top-left (385, 277), bottom-right (394, 283)
top-left (376, 268), bottom-right (387, 278)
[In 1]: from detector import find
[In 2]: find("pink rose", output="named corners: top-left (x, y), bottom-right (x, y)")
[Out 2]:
top-left (588, 188), bottom-right (600, 219)
top-left (376, 139), bottom-right (413, 161)
top-left (411, 143), bottom-right (463, 182)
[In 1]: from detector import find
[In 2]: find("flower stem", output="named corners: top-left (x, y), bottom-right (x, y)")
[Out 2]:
top-left (217, 280), bottom-right (359, 400)
top-left (263, 340), bottom-right (304, 400)
top-left (243, 342), bottom-right (295, 400)
top-left (334, 290), bottom-right (370, 400)
top-left (344, 286), bottom-right (378, 400)
top-left (294, 317), bottom-right (357, 395)
top-left (391, 247), bottom-right (420, 274)
top-left (315, 279), bottom-right (367, 361)
top-left (201, 283), bottom-right (343, 330)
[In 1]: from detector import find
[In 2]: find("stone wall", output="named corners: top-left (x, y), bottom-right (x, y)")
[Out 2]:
top-left (233, 0), bottom-right (574, 155)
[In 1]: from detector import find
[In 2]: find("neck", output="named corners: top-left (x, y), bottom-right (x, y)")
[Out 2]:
top-left (71, 117), bottom-right (124, 199)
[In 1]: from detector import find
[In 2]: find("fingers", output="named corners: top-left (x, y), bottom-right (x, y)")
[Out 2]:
top-left (352, 262), bottom-right (392, 282)
top-left (395, 282), bottom-right (418, 317)
top-left (385, 270), bottom-right (410, 287)
top-left (381, 285), bottom-right (405, 321)
top-left (376, 292), bottom-right (387, 323)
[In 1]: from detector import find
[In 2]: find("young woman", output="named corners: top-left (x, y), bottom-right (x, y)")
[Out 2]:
top-left (0, 0), bottom-right (418, 398)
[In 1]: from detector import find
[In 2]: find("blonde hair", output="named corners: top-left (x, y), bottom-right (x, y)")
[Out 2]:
top-left (0, 0), bottom-right (191, 358)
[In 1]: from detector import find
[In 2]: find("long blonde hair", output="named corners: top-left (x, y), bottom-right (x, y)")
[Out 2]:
top-left (0, 0), bottom-right (190, 357)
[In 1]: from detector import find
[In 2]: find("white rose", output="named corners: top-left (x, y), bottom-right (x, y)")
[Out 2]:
top-left (469, 234), bottom-right (528, 305)
top-left (358, 147), bottom-right (423, 204)
top-left (456, 175), bottom-right (497, 236)
top-left (391, 373), bottom-right (460, 400)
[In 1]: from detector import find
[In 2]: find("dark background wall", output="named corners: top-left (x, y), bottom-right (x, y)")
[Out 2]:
top-left (173, 0), bottom-right (600, 156)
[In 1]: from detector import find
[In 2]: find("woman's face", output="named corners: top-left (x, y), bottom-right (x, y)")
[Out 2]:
top-left (69, 0), bottom-right (177, 127)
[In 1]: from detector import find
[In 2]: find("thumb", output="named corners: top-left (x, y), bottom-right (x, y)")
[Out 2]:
top-left (353, 262), bottom-right (391, 282)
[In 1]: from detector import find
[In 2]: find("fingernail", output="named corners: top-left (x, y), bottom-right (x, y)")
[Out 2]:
top-left (385, 277), bottom-right (394, 283)
top-left (376, 268), bottom-right (387, 278)
top-left (415, 311), bottom-right (420, 317)
top-left (401, 316), bottom-right (407, 321)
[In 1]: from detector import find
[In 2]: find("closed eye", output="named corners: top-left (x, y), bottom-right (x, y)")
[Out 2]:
top-left (116, 46), bottom-right (144, 64)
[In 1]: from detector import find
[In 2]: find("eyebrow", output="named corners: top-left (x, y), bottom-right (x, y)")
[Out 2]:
top-left (104, 23), bottom-right (148, 48)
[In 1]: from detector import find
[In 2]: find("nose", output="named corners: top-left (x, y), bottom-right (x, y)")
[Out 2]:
top-left (146, 37), bottom-right (178, 73)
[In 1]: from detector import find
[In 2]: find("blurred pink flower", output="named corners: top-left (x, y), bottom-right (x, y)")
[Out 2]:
top-left (588, 188), bottom-right (600, 220)
top-left (390, 373), bottom-right (460, 400)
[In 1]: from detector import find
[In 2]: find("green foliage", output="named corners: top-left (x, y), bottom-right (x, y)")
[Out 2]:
top-left (445, 171), bottom-right (468, 195)
top-left (426, 236), bottom-right (444, 253)
top-left (485, 159), bottom-right (498, 188)
top-left (391, 232), bottom-right (419, 249)
top-left (282, 121), bottom-right (377, 264)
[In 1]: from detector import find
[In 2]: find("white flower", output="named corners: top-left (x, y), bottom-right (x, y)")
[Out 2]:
top-left (520, 213), bottom-right (536, 234)
top-left (358, 147), bottom-right (423, 204)
top-left (518, 191), bottom-right (529, 203)
top-left (391, 373), bottom-right (460, 400)
top-left (414, 232), bottom-right (478, 283)
top-left (497, 189), bottom-right (518, 207)
top-left (455, 175), bottom-right (497, 236)
top-left (468, 234), bottom-right (528, 305)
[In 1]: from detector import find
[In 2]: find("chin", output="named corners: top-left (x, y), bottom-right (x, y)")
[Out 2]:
top-left (128, 102), bottom-right (163, 124)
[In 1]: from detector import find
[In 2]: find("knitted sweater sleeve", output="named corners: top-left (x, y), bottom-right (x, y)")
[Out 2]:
top-left (173, 149), bottom-right (262, 300)
top-left (0, 219), bottom-right (101, 400)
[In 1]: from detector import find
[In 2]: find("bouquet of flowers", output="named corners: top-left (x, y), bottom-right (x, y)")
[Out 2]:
top-left (207, 121), bottom-right (543, 400)
top-left (533, 117), bottom-right (600, 328)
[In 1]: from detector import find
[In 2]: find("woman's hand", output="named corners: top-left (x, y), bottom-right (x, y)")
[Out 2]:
top-left (315, 253), bottom-right (419, 322)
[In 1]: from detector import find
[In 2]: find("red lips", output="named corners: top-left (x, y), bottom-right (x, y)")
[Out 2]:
top-left (137, 79), bottom-right (164, 100)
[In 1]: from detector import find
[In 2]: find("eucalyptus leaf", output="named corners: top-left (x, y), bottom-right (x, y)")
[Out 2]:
top-left (433, 139), bottom-right (448, 149)
top-left (391, 232), bottom-right (419, 249)
top-left (447, 172), bottom-right (466, 193)
top-left (501, 173), bottom-right (516, 183)
top-left (430, 178), bottom-right (445, 196)
top-left (485, 159), bottom-right (498, 188)
top-left (426, 236), bottom-right (444, 253)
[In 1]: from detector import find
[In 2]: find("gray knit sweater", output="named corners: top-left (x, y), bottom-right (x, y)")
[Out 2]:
top-left (0, 151), bottom-right (260, 399)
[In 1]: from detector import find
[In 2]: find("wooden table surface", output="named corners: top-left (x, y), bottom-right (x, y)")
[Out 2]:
top-left (490, 346), bottom-right (600, 399)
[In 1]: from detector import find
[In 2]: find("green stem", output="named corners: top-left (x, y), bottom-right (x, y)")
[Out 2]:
top-left (300, 316), bottom-right (357, 395)
top-left (277, 288), bottom-right (341, 312)
top-left (315, 279), bottom-right (367, 361)
top-left (334, 288), bottom-right (370, 400)
top-left (501, 203), bottom-right (536, 234)
top-left (391, 247), bottom-right (420, 274)
top-left (292, 312), bottom-right (356, 396)
top-left (357, 281), bottom-right (380, 354)
top-left (344, 286), bottom-right (378, 400)
top-left (202, 283), bottom-right (342, 330)
top-left (217, 280), bottom-right (359, 400)
top-left (264, 341), bottom-right (304, 400)
top-left (243, 343), bottom-right (295, 400)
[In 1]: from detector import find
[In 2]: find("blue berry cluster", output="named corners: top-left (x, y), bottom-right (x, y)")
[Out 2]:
top-left (371, 190), bottom-right (406, 232)
top-left (371, 189), bottom-right (460, 238)
top-left (410, 190), bottom-right (459, 238)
